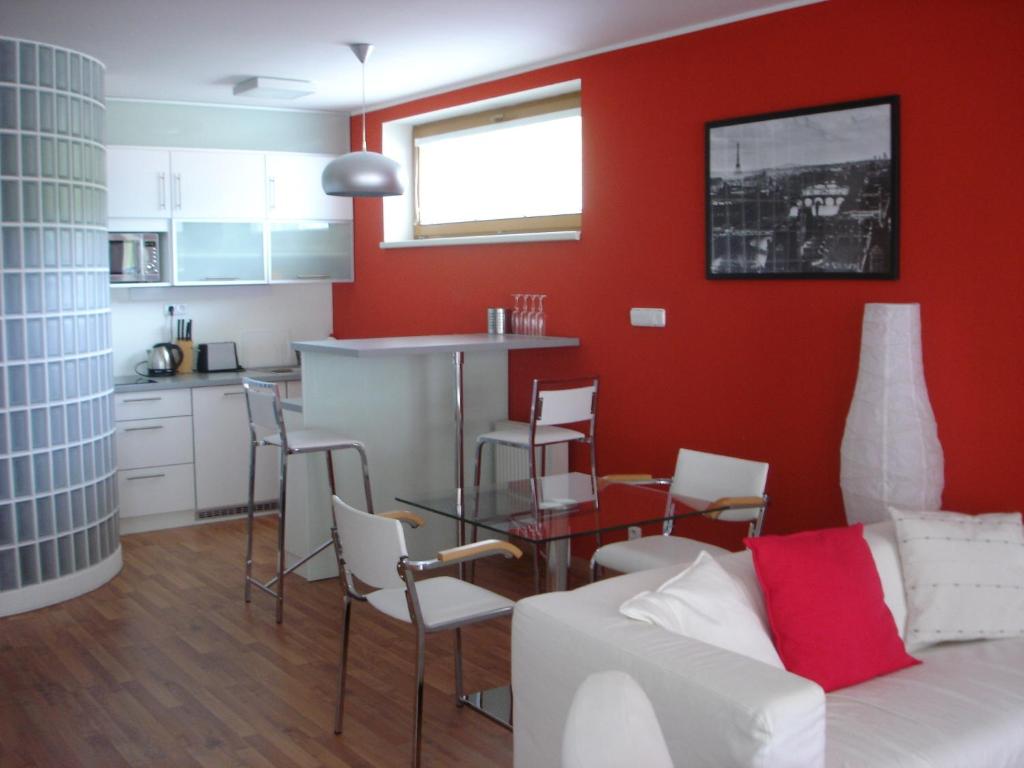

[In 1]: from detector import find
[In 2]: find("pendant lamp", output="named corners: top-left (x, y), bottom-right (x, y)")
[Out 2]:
top-left (322, 43), bottom-right (404, 197)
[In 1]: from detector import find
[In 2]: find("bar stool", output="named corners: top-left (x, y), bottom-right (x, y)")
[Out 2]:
top-left (242, 377), bottom-right (374, 623)
top-left (472, 376), bottom-right (598, 591)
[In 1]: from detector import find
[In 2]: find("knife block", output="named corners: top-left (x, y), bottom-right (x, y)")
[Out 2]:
top-left (177, 340), bottom-right (194, 374)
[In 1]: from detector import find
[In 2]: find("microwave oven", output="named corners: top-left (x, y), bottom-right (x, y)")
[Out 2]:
top-left (109, 233), bottom-right (161, 283)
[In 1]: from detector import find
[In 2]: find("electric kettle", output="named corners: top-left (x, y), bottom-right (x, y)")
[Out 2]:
top-left (148, 342), bottom-right (184, 377)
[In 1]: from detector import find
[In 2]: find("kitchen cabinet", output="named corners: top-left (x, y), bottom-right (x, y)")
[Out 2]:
top-left (192, 385), bottom-right (278, 512)
top-left (107, 147), bottom-right (171, 219)
top-left (266, 153), bottom-right (352, 221)
top-left (269, 221), bottom-right (353, 282)
top-left (174, 220), bottom-right (266, 284)
top-left (114, 388), bottom-right (196, 520)
top-left (170, 150), bottom-right (266, 219)
top-left (108, 146), bottom-right (355, 287)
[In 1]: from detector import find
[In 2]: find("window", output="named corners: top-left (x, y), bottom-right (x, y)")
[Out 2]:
top-left (413, 93), bottom-right (581, 239)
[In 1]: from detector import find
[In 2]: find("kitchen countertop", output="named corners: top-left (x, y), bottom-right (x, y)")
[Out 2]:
top-left (113, 367), bottom-right (301, 393)
top-left (291, 333), bottom-right (579, 357)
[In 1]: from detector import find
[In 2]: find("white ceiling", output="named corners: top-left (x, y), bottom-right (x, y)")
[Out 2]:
top-left (0, 0), bottom-right (819, 112)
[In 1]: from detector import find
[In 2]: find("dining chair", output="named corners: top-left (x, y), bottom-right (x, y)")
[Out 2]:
top-left (590, 448), bottom-right (769, 579)
top-left (242, 377), bottom-right (373, 623)
top-left (331, 495), bottom-right (523, 768)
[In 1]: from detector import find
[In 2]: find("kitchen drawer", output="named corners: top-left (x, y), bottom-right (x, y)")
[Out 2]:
top-left (116, 416), bottom-right (194, 469)
top-left (115, 389), bottom-right (192, 421)
top-left (117, 463), bottom-right (196, 519)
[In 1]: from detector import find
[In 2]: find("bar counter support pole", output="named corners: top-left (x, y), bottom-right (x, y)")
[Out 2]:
top-left (453, 350), bottom-right (465, 579)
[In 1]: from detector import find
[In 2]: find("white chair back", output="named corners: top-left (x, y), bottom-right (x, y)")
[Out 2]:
top-left (332, 495), bottom-right (407, 590)
top-left (242, 377), bottom-right (284, 436)
top-left (561, 671), bottom-right (673, 768)
top-left (535, 380), bottom-right (597, 427)
top-left (671, 448), bottom-right (768, 522)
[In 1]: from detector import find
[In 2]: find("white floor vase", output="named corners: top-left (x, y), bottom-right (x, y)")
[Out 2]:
top-left (840, 303), bottom-right (944, 525)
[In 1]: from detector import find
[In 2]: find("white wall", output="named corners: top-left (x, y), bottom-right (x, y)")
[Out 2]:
top-left (110, 283), bottom-right (332, 376)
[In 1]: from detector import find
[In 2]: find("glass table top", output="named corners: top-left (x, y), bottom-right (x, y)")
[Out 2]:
top-left (397, 472), bottom-right (712, 544)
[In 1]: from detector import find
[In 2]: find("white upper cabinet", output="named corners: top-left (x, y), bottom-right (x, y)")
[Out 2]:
top-left (170, 150), bottom-right (267, 219)
top-left (107, 147), bottom-right (172, 219)
top-left (265, 153), bottom-right (352, 221)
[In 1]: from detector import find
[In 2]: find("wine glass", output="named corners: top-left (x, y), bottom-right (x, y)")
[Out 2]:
top-left (536, 294), bottom-right (547, 336)
top-left (525, 294), bottom-right (538, 335)
top-left (512, 293), bottom-right (523, 334)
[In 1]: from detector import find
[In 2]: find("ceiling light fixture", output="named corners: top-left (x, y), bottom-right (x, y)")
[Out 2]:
top-left (233, 76), bottom-right (314, 99)
top-left (322, 43), bottom-right (404, 198)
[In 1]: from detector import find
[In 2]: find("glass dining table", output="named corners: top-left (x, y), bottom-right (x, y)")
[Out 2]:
top-left (397, 471), bottom-right (716, 592)
top-left (397, 472), bottom-right (728, 729)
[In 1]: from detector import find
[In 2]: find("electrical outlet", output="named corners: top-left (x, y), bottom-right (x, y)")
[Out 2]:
top-left (628, 525), bottom-right (642, 540)
top-left (630, 308), bottom-right (666, 327)
top-left (165, 303), bottom-right (188, 316)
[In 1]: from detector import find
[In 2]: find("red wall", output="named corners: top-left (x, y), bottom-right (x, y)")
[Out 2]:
top-left (333, 0), bottom-right (1024, 541)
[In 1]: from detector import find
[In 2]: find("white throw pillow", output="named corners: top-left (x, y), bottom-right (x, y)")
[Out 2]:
top-left (890, 507), bottom-right (1024, 649)
top-left (619, 550), bottom-right (783, 667)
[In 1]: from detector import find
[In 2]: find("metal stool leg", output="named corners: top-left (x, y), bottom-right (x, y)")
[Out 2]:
top-left (334, 594), bottom-right (353, 734)
top-left (275, 448), bottom-right (289, 624)
top-left (454, 626), bottom-right (465, 707)
top-left (244, 438), bottom-right (257, 603)
top-left (353, 445), bottom-right (374, 514)
top-left (412, 626), bottom-right (427, 768)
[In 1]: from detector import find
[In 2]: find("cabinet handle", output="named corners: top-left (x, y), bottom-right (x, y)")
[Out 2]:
top-left (296, 274), bottom-right (330, 280)
top-left (173, 173), bottom-right (182, 209)
top-left (122, 396), bottom-right (162, 403)
top-left (158, 172), bottom-right (167, 209)
top-left (223, 391), bottom-right (245, 397)
top-left (127, 473), bottom-right (166, 481)
top-left (268, 177), bottom-right (276, 209)
top-left (202, 277), bottom-right (241, 281)
top-left (124, 425), bottom-right (164, 432)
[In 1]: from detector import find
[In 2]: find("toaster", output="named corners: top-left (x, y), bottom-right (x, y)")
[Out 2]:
top-left (196, 342), bottom-right (243, 373)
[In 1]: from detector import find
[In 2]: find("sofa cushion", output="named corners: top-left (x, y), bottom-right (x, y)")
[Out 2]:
top-left (620, 550), bottom-right (783, 667)
top-left (826, 636), bottom-right (1024, 767)
top-left (890, 508), bottom-right (1024, 650)
top-left (862, 521), bottom-right (908, 638)
top-left (747, 524), bottom-right (918, 692)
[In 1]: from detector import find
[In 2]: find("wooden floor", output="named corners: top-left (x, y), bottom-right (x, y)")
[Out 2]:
top-left (0, 517), bottom-right (541, 767)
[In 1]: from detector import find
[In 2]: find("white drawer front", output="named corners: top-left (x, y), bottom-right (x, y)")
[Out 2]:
top-left (117, 463), bottom-right (196, 518)
top-left (116, 416), bottom-right (194, 469)
top-left (115, 389), bottom-right (192, 421)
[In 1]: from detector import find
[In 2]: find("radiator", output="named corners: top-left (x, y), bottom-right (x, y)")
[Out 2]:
top-left (492, 420), bottom-right (569, 484)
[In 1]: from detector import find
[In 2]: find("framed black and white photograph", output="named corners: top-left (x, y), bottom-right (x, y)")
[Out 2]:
top-left (706, 96), bottom-right (899, 279)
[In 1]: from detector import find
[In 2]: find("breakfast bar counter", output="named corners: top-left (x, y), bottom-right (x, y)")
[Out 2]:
top-left (289, 333), bottom-right (579, 575)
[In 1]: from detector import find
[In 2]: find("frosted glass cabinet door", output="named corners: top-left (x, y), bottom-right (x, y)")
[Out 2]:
top-left (170, 150), bottom-right (266, 219)
top-left (269, 221), bottom-right (352, 282)
top-left (107, 147), bottom-right (171, 218)
top-left (266, 153), bottom-right (352, 221)
top-left (174, 221), bottom-right (265, 284)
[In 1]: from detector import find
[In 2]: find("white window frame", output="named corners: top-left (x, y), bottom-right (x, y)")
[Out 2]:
top-left (379, 81), bottom-right (583, 249)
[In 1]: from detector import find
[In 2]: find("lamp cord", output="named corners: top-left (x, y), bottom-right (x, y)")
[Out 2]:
top-left (360, 58), bottom-right (367, 152)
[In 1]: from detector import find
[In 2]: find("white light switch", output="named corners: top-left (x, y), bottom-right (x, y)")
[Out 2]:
top-left (630, 307), bottom-right (666, 327)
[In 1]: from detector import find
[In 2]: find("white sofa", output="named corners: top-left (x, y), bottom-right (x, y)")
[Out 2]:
top-left (512, 522), bottom-right (1024, 768)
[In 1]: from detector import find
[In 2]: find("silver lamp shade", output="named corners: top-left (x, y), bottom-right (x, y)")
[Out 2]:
top-left (322, 42), bottom-right (404, 198)
top-left (322, 150), bottom-right (404, 197)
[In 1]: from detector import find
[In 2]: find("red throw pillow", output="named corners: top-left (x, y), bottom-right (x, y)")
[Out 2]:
top-left (745, 524), bottom-right (919, 692)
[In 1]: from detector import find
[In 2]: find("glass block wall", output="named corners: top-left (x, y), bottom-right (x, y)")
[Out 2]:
top-left (0, 38), bottom-right (118, 610)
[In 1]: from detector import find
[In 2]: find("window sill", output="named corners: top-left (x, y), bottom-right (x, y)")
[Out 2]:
top-left (379, 230), bottom-right (581, 249)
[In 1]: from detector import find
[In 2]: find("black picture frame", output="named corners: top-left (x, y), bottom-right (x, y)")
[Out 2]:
top-left (705, 95), bottom-right (899, 280)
